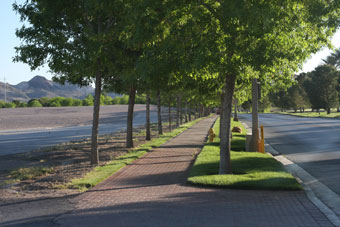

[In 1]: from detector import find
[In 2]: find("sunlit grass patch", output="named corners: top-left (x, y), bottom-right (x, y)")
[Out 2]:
top-left (10, 166), bottom-right (54, 181)
top-left (187, 118), bottom-right (301, 190)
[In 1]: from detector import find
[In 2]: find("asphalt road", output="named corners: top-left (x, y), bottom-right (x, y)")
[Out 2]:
top-left (0, 105), bottom-right (161, 155)
top-left (240, 113), bottom-right (340, 197)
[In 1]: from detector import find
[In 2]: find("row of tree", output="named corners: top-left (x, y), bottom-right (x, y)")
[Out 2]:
top-left (14, 1), bottom-right (340, 174)
top-left (270, 52), bottom-right (340, 114)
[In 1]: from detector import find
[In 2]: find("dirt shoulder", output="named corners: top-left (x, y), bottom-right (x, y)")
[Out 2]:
top-left (0, 122), bottom-right (174, 225)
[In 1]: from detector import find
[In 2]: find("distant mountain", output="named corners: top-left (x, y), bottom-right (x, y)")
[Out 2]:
top-left (0, 76), bottom-right (95, 102)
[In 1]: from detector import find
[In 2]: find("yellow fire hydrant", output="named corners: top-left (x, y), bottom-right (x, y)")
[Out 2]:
top-left (209, 128), bottom-right (215, 142)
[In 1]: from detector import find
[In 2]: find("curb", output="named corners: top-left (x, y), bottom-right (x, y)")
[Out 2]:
top-left (241, 121), bottom-right (340, 227)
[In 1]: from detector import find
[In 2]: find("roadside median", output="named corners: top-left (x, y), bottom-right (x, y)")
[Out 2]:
top-left (187, 118), bottom-right (302, 190)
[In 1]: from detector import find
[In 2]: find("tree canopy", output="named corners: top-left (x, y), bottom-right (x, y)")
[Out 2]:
top-left (14, 0), bottom-right (340, 170)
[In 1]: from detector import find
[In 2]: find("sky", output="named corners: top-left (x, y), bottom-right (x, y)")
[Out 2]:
top-left (1, 1), bottom-right (340, 85)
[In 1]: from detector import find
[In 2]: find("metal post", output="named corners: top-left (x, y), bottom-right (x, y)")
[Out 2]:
top-left (250, 78), bottom-right (259, 152)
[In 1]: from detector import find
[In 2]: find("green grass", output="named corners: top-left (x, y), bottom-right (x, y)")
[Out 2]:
top-left (10, 166), bottom-right (54, 181)
top-left (69, 117), bottom-right (205, 191)
top-left (279, 110), bottom-right (340, 119)
top-left (187, 118), bottom-right (302, 190)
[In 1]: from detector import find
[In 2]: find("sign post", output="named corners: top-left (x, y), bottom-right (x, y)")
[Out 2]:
top-left (250, 78), bottom-right (259, 152)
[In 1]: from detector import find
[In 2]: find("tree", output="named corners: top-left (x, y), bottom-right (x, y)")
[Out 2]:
top-left (323, 48), bottom-right (340, 68)
top-left (323, 49), bottom-right (340, 111)
top-left (167, 1), bottom-right (340, 174)
top-left (14, 1), bottom-right (128, 165)
top-left (305, 65), bottom-right (339, 114)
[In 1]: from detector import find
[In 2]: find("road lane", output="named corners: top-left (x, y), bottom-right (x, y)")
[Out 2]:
top-left (240, 113), bottom-right (340, 196)
top-left (0, 107), bottom-right (162, 155)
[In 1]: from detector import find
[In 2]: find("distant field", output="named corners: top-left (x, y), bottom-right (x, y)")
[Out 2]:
top-left (0, 105), bottom-right (155, 131)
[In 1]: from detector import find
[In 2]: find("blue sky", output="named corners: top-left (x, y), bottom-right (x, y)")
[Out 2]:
top-left (1, 0), bottom-right (52, 85)
top-left (1, 1), bottom-right (340, 85)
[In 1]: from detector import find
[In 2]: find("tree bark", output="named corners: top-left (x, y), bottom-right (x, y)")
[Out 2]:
top-left (157, 90), bottom-right (163, 134)
top-left (91, 69), bottom-right (102, 165)
top-left (327, 108), bottom-right (331, 114)
top-left (168, 100), bottom-right (172, 131)
top-left (185, 102), bottom-right (188, 122)
top-left (188, 102), bottom-right (192, 121)
top-left (249, 78), bottom-right (260, 153)
top-left (219, 74), bottom-right (236, 174)
top-left (233, 99), bottom-right (238, 121)
top-left (126, 87), bottom-right (136, 148)
top-left (146, 92), bottom-right (151, 140)
top-left (176, 96), bottom-right (180, 127)
top-left (179, 96), bottom-right (183, 125)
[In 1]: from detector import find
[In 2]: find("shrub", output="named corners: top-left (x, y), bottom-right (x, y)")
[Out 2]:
top-left (12, 100), bottom-right (26, 108)
top-left (61, 97), bottom-right (74, 106)
top-left (49, 99), bottom-right (61, 107)
top-left (119, 95), bottom-right (129, 104)
top-left (17, 102), bottom-right (27, 107)
top-left (83, 94), bottom-right (94, 106)
top-left (28, 99), bottom-right (43, 107)
top-left (39, 97), bottom-right (51, 107)
top-left (73, 99), bottom-right (82, 106)
top-left (135, 95), bottom-right (146, 104)
top-left (111, 97), bottom-right (120, 104)
top-left (103, 95), bottom-right (113, 105)
top-left (4, 102), bottom-right (16, 108)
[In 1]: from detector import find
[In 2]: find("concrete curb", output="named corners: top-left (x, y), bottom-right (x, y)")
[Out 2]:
top-left (241, 121), bottom-right (340, 227)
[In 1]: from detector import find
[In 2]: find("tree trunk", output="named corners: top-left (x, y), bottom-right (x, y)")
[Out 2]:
top-left (168, 100), bottom-right (172, 131)
top-left (188, 102), bottom-right (192, 121)
top-left (249, 78), bottom-right (260, 153)
top-left (179, 96), bottom-right (183, 125)
top-left (91, 70), bottom-right (102, 165)
top-left (185, 102), bottom-right (188, 122)
top-left (327, 108), bottom-right (331, 114)
top-left (157, 90), bottom-right (163, 134)
top-left (219, 74), bottom-right (236, 174)
top-left (337, 107), bottom-right (340, 112)
top-left (126, 87), bottom-right (136, 148)
top-left (233, 99), bottom-right (238, 121)
top-left (198, 104), bottom-right (201, 118)
top-left (146, 92), bottom-right (151, 140)
top-left (176, 96), bottom-right (180, 127)
top-left (195, 104), bottom-right (198, 119)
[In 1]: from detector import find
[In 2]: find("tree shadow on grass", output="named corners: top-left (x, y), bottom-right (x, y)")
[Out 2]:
top-left (190, 156), bottom-right (286, 178)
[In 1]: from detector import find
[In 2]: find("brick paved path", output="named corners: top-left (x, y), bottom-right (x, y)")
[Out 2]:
top-left (56, 116), bottom-right (333, 227)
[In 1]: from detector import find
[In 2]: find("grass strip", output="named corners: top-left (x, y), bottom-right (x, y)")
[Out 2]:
top-left (10, 166), bottom-right (54, 181)
top-left (187, 118), bottom-right (302, 190)
top-left (69, 117), bottom-right (205, 191)
top-left (278, 111), bottom-right (340, 119)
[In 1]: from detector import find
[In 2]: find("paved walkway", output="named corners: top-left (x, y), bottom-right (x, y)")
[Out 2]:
top-left (56, 116), bottom-right (333, 227)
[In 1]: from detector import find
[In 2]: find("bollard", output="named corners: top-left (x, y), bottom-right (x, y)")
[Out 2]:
top-left (258, 125), bottom-right (265, 153)
top-left (209, 128), bottom-right (215, 142)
